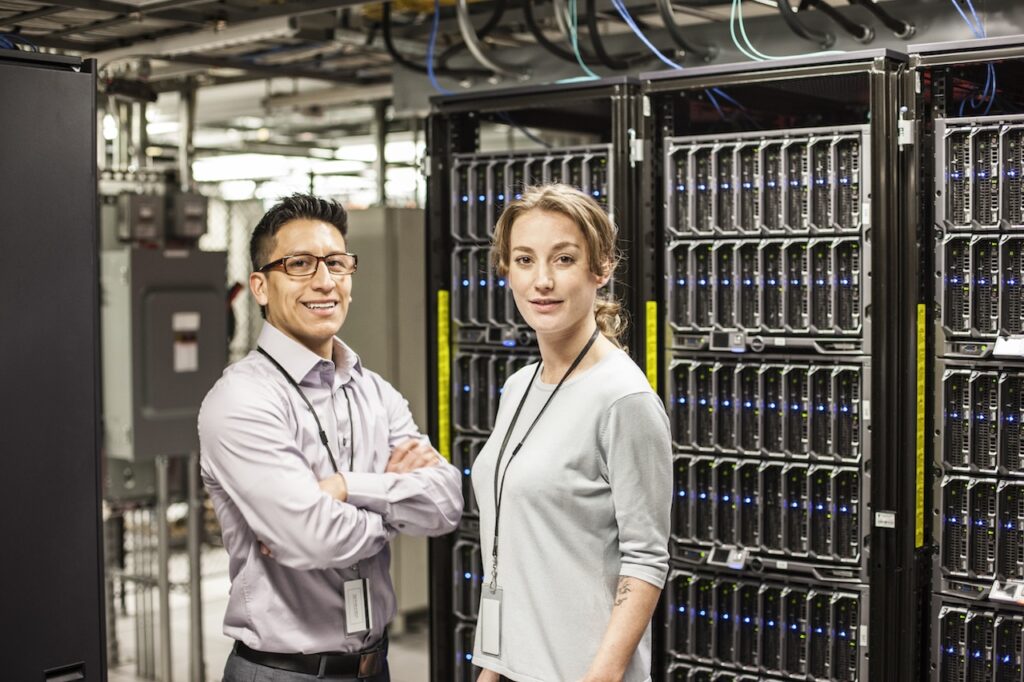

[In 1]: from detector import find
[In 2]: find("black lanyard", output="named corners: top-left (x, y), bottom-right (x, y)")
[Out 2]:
top-left (257, 346), bottom-right (355, 474)
top-left (489, 327), bottom-right (599, 589)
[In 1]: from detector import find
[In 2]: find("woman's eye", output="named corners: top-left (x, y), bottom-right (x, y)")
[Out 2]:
top-left (514, 256), bottom-right (532, 265)
top-left (557, 255), bottom-right (575, 264)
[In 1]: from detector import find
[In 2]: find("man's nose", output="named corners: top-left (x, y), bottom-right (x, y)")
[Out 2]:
top-left (310, 260), bottom-right (334, 289)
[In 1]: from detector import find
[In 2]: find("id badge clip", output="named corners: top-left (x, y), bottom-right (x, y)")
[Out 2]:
top-left (344, 578), bottom-right (373, 635)
top-left (480, 584), bottom-right (502, 656)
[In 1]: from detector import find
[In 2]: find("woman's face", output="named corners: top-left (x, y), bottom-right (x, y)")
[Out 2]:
top-left (506, 208), bottom-right (609, 340)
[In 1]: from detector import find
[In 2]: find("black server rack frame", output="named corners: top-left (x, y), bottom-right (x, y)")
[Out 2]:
top-left (426, 77), bottom-right (646, 682)
top-left (0, 50), bottom-right (108, 680)
top-left (912, 36), bottom-right (1024, 682)
top-left (642, 49), bottom-right (923, 682)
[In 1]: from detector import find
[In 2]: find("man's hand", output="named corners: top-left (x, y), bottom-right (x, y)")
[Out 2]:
top-left (386, 439), bottom-right (441, 474)
top-left (476, 670), bottom-right (500, 682)
top-left (319, 472), bottom-right (349, 502)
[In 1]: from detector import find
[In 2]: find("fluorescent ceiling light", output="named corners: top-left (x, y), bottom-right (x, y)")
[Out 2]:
top-left (146, 121), bottom-right (179, 135)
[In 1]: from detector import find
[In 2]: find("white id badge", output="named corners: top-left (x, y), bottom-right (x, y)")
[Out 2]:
top-left (480, 586), bottom-right (502, 656)
top-left (343, 578), bottom-right (373, 635)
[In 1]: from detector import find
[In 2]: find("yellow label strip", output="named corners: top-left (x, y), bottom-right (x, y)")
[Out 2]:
top-left (645, 300), bottom-right (658, 392)
top-left (437, 290), bottom-right (451, 461)
top-left (916, 303), bottom-right (926, 548)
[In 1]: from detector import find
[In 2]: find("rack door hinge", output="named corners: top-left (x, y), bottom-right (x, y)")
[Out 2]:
top-left (898, 118), bottom-right (916, 148)
top-left (629, 128), bottom-right (644, 167)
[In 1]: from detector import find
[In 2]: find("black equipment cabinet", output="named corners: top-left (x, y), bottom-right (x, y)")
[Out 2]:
top-left (641, 50), bottom-right (926, 682)
top-left (0, 51), bottom-right (106, 680)
top-left (909, 36), bottom-right (1024, 682)
top-left (424, 77), bottom-right (646, 682)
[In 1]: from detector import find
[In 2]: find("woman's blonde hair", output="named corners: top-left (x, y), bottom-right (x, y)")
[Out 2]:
top-left (491, 183), bottom-right (627, 348)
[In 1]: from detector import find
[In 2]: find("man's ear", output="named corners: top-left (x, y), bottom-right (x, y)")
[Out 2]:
top-left (250, 272), bottom-right (269, 307)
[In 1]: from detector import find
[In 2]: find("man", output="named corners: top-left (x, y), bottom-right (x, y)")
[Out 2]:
top-left (199, 193), bottom-right (462, 681)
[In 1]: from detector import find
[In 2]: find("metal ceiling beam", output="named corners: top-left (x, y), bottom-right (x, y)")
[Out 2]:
top-left (38, 0), bottom-right (214, 25)
top-left (0, 6), bottom-right (69, 30)
top-left (159, 53), bottom-right (365, 84)
top-left (264, 82), bottom-right (394, 109)
top-left (45, 0), bottom-right (373, 54)
top-left (48, 14), bottom-right (156, 38)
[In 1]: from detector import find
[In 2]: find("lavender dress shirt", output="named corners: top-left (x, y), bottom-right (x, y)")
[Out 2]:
top-left (199, 322), bottom-right (462, 654)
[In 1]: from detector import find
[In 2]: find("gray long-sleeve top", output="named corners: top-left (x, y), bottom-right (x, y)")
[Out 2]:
top-left (471, 348), bottom-right (672, 682)
top-left (199, 322), bottom-right (462, 654)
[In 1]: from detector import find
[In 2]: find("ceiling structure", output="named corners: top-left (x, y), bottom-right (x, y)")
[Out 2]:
top-left (0, 0), bottom-right (1015, 203)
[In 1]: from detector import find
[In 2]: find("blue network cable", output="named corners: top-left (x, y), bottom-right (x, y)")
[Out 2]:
top-left (427, 0), bottom-right (452, 95)
top-left (706, 88), bottom-right (726, 120)
top-left (949, 0), bottom-right (995, 115)
top-left (498, 112), bottom-right (551, 149)
top-left (610, 0), bottom-right (682, 70)
top-left (609, 1), bottom-right (746, 121)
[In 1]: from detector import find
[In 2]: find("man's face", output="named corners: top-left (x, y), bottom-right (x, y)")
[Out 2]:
top-left (249, 218), bottom-right (353, 358)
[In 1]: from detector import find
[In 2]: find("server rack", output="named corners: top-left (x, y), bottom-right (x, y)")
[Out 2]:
top-left (910, 36), bottom-right (1024, 682)
top-left (642, 50), bottom-right (924, 681)
top-left (0, 50), bottom-right (106, 679)
top-left (426, 78), bottom-right (645, 681)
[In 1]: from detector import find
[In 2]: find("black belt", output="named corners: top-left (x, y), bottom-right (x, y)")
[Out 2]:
top-left (234, 638), bottom-right (387, 679)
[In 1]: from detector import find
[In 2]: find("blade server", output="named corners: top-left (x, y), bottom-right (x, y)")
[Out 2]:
top-left (446, 144), bottom-right (611, 682)
top-left (932, 115), bottom-right (1024, 682)
top-left (936, 117), bottom-right (1024, 358)
top-left (665, 126), bottom-right (871, 356)
top-left (660, 121), bottom-right (877, 681)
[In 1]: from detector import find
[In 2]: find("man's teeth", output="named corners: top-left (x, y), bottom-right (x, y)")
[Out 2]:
top-left (305, 302), bottom-right (336, 309)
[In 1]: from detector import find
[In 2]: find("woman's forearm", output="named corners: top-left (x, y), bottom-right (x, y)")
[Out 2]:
top-left (581, 576), bottom-right (662, 682)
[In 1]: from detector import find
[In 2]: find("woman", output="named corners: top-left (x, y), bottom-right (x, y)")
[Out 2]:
top-left (471, 184), bottom-right (672, 682)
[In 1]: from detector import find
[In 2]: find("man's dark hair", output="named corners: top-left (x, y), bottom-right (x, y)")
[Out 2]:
top-left (249, 193), bottom-right (349, 271)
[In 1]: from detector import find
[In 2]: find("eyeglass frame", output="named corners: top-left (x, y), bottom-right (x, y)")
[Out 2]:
top-left (257, 252), bottom-right (359, 278)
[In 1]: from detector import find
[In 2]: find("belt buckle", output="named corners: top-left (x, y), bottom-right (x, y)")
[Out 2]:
top-left (357, 650), bottom-right (381, 678)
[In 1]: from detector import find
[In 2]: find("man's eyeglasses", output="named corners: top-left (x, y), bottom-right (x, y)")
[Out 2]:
top-left (258, 253), bottom-right (358, 278)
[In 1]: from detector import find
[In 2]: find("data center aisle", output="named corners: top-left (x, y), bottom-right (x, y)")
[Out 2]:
top-left (106, 548), bottom-right (430, 682)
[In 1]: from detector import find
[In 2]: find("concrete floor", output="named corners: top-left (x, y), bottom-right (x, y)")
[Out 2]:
top-left (106, 547), bottom-right (430, 682)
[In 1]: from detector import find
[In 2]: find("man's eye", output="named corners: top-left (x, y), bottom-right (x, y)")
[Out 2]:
top-left (289, 257), bottom-right (312, 269)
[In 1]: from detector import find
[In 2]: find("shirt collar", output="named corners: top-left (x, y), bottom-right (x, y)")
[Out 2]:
top-left (256, 322), bottom-right (363, 384)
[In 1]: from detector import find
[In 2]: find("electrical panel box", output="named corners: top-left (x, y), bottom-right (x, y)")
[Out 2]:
top-left (100, 247), bottom-right (227, 460)
top-left (117, 192), bottom-right (166, 242)
top-left (168, 191), bottom-right (209, 241)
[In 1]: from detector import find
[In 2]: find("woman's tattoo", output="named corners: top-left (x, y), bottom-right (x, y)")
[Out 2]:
top-left (614, 578), bottom-right (633, 606)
